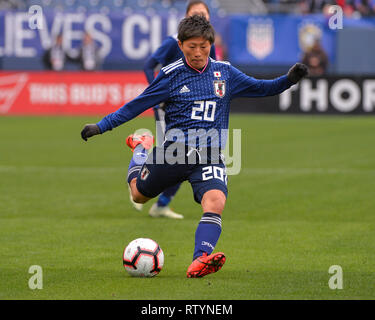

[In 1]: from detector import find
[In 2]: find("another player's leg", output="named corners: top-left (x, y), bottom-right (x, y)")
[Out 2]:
top-left (187, 189), bottom-right (227, 278)
top-left (126, 132), bottom-right (154, 207)
top-left (149, 183), bottom-right (184, 219)
top-left (149, 107), bottom-right (184, 219)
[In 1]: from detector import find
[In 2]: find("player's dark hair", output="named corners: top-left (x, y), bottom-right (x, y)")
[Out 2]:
top-left (186, 0), bottom-right (210, 16)
top-left (178, 15), bottom-right (215, 44)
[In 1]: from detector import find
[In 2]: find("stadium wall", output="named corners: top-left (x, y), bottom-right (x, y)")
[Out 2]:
top-left (0, 71), bottom-right (374, 115)
top-left (231, 76), bottom-right (375, 114)
top-left (0, 71), bottom-right (151, 115)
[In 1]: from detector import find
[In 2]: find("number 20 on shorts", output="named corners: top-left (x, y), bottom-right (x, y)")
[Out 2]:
top-left (202, 166), bottom-right (227, 185)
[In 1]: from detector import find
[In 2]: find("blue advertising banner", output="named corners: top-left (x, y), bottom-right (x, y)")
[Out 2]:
top-left (0, 10), bottom-right (374, 70)
top-left (0, 10), bottom-right (184, 62)
top-left (228, 14), bottom-right (337, 66)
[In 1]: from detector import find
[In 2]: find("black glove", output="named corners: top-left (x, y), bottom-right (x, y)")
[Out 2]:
top-left (81, 124), bottom-right (101, 141)
top-left (287, 63), bottom-right (309, 84)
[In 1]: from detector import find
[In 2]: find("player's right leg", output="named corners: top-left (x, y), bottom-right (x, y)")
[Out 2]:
top-left (126, 132), bottom-right (154, 207)
top-left (127, 138), bottom-right (186, 209)
top-left (128, 177), bottom-right (151, 204)
top-left (150, 107), bottom-right (183, 219)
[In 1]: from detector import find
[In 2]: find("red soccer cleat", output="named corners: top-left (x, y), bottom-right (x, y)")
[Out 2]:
top-left (126, 133), bottom-right (154, 152)
top-left (186, 252), bottom-right (226, 278)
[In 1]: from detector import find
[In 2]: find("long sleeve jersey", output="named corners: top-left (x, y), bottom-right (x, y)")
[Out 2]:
top-left (97, 57), bottom-right (293, 148)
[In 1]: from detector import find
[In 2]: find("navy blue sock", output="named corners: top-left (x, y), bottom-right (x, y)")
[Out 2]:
top-left (157, 183), bottom-right (181, 207)
top-left (193, 212), bottom-right (222, 261)
top-left (127, 145), bottom-right (148, 184)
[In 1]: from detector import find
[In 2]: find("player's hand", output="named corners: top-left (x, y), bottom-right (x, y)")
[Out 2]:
top-left (287, 63), bottom-right (308, 84)
top-left (81, 124), bottom-right (101, 141)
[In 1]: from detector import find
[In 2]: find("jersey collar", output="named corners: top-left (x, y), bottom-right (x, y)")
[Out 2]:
top-left (182, 56), bottom-right (210, 74)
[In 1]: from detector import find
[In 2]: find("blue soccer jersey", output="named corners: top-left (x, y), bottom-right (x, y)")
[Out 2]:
top-left (97, 57), bottom-right (293, 148)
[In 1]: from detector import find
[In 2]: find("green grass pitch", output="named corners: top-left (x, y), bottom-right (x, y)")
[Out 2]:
top-left (0, 114), bottom-right (374, 300)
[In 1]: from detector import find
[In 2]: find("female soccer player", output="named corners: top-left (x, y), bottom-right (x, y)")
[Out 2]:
top-left (138, 0), bottom-right (217, 219)
top-left (81, 15), bottom-right (308, 278)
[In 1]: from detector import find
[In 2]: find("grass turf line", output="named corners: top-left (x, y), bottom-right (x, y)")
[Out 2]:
top-left (0, 114), bottom-right (374, 299)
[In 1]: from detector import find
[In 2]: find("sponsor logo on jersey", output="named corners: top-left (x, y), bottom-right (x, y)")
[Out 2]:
top-left (213, 80), bottom-right (226, 98)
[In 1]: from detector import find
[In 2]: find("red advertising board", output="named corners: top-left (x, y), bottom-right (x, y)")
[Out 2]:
top-left (0, 71), bottom-right (153, 115)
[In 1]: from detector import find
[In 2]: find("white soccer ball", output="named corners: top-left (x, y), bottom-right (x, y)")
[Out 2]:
top-left (123, 238), bottom-right (164, 277)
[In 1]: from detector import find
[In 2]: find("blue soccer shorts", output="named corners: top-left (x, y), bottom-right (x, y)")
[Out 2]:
top-left (136, 144), bottom-right (228, 204)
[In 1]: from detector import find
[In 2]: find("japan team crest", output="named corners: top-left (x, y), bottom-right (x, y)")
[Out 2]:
top-left (213, 80), bottom-right (226, 98)
top-left (140, 166), bottom-right (150, 181)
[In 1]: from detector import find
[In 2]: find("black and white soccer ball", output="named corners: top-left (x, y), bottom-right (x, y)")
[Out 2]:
top-left (123, 238), bottom-right (164, 277)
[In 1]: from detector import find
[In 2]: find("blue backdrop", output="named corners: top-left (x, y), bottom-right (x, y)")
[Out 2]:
top-left (0, 10), bottom-right (374, 71)
top-left (226, 14), bottom-right (337, 66)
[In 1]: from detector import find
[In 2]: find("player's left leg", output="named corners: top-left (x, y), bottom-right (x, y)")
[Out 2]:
top-left (193, 189), bottom-right (226, 258)
top-left (201, 189), bottom-right (226, 214)
top-left (186, 162), bottom-right (228, 278)
top-left (187, 190), bottom-right (226, 278)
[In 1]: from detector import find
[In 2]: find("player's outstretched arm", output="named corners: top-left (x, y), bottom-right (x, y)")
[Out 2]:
top-left (81, 124), bottom-right (101, 141)
top-left (80, 70), bottom-right (170, 142)
top-left (287, 63), bottom-right (309, 84)
top-left (230, 63), bottom-right (309, 99)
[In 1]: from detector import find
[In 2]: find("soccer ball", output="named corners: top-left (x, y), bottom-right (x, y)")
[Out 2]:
top-left (123, 238), bottom-right (164, 277)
